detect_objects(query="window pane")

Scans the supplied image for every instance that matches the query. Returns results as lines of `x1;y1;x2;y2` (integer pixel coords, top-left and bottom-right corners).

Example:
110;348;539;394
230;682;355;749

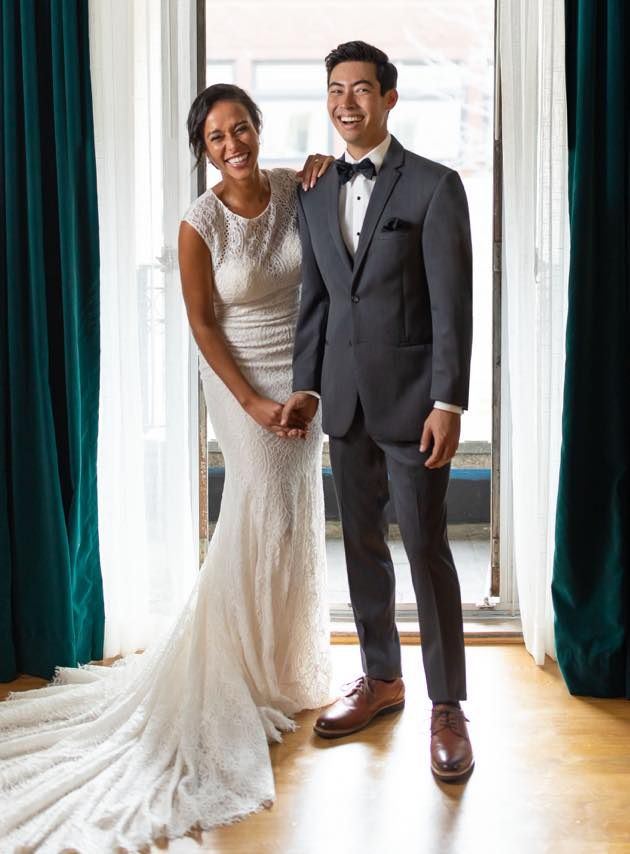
397;61;463;95
206;61;234;84
254;62;324;94
257;99;329;160
389;100;463;162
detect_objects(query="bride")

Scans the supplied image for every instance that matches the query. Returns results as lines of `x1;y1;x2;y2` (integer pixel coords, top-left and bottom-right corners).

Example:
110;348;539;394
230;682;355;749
0;84;334;852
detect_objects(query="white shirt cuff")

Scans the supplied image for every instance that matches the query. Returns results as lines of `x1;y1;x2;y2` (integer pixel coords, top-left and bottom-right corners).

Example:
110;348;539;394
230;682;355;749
434;401;463;414
299;393;459;409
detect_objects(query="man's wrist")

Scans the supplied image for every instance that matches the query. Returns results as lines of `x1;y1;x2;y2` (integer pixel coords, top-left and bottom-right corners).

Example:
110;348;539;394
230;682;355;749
434;401;462;415
296;390;321;400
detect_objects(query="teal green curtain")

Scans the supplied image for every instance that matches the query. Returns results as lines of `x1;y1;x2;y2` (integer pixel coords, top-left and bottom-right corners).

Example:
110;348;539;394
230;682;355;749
0;0;103;680
552;0;629;696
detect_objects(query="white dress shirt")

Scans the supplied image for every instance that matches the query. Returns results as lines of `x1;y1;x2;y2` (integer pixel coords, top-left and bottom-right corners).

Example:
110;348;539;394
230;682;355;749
302;134;462;415
339;134;392;256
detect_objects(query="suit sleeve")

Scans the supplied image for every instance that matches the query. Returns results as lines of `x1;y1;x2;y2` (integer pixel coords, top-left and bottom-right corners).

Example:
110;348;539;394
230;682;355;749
292;191;330;394
421;170;473;409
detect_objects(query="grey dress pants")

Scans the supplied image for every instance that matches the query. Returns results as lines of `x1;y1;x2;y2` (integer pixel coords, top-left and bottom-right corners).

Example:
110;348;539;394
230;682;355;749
328;401;466;702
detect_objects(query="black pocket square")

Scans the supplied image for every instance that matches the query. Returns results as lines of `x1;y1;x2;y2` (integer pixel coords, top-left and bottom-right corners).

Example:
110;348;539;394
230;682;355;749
381;217;413;232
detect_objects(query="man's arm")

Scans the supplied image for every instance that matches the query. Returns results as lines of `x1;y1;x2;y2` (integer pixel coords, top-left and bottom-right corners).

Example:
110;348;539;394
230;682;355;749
419;170;472;467
422;170;473;409
292;191;330;394
281;192;330;433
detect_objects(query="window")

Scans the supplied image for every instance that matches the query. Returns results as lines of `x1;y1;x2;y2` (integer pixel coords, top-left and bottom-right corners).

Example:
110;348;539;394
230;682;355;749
203;0;503;615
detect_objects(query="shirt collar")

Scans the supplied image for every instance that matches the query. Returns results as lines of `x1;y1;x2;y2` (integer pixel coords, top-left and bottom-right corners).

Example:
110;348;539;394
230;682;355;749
344;133;392;174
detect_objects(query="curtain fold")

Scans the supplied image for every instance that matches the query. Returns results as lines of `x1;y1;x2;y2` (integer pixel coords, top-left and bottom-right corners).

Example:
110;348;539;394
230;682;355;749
89;0;197;657
499;0;570;663
0;0;103;680
552;0;630;697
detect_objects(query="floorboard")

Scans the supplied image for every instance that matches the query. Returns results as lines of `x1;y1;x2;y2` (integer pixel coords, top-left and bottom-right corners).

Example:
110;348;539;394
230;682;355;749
3;645;630;853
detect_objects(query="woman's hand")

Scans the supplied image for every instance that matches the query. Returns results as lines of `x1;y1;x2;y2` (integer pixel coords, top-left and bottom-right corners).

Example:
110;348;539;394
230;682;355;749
244;394;309;437
296;154;336;191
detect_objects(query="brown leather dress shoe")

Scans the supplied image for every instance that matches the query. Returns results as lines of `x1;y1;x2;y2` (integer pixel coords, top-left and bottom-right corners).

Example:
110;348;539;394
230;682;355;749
430;704;474;782
314;676;405;739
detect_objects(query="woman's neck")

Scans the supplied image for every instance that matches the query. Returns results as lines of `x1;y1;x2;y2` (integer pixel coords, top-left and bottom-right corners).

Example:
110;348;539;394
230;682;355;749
214;167;270;217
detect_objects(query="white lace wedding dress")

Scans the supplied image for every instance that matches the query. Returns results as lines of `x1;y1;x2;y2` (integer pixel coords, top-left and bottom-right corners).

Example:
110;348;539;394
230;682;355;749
0;168;332;853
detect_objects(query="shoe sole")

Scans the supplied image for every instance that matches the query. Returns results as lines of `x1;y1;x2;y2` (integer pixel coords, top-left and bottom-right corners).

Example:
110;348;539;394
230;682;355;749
431;758;475;783
313;699;406;739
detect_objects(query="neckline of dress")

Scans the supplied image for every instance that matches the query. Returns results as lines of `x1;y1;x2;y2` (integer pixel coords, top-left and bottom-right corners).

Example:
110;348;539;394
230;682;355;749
210;170;273;222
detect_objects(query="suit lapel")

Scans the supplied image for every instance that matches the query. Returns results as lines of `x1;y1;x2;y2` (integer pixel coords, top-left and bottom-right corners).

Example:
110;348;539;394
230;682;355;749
352;137;405;283
325;169;353;276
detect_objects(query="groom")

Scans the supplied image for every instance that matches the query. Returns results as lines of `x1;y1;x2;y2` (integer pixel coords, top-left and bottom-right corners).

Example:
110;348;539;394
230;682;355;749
282;41;473;781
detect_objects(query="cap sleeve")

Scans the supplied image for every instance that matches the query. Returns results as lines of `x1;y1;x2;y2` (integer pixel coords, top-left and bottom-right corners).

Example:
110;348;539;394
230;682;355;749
270;167;298;192
268;168;298;216
182;191;216;253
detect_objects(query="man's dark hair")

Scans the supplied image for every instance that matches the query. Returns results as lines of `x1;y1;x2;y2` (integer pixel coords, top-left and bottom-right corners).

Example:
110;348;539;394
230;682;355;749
187;83;263;168
325;41;398;94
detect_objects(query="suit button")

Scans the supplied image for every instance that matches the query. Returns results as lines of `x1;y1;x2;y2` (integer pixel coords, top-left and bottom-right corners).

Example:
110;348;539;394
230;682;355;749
351;295;360;303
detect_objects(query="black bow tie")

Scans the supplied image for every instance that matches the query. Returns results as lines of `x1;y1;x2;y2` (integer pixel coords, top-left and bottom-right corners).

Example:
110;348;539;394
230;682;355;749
335;157;377;185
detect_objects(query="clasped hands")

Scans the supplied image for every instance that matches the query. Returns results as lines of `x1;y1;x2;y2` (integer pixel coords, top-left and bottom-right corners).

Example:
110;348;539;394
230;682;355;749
243;392;318;440
247;393;460;468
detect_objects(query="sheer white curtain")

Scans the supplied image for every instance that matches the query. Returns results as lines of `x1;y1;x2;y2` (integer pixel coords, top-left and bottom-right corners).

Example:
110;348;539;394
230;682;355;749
89;0;199;656
499;0;570;663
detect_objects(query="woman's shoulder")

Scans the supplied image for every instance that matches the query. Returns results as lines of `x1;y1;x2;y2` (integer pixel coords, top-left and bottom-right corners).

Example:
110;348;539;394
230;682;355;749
269;167;298;192
182;189;221;249
183;188;220;222
269;168;298;210
269;166;297;181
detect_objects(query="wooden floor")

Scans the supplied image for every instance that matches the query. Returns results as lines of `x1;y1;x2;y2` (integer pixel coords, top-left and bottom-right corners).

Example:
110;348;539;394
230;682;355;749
3;645;630;854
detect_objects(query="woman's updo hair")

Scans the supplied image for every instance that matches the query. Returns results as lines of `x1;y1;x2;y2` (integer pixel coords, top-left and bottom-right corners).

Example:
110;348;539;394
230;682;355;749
187;84;263;168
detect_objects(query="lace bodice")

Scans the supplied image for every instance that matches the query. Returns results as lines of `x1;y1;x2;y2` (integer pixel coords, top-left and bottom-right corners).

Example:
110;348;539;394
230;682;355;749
184;168;302;317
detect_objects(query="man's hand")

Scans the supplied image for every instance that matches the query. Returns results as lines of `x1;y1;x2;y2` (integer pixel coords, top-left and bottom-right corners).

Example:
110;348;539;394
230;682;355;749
281;392;319;438
420;408;461;469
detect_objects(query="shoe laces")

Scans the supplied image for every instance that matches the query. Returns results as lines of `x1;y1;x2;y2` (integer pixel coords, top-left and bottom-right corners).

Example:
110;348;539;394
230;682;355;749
341;676;370;698
431;706;469;738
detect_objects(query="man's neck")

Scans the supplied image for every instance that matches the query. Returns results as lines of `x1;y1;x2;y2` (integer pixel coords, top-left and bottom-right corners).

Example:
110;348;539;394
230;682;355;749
346;131;389;161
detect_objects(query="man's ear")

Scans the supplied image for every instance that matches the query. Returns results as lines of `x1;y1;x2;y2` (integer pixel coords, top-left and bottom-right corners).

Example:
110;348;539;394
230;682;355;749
385;89;398;111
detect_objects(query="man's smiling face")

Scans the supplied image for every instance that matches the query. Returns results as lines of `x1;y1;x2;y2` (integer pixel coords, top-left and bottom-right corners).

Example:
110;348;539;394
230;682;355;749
327;60;398;155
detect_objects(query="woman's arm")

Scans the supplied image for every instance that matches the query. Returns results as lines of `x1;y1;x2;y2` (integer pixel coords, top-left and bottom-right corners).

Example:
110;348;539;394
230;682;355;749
178;221;306;434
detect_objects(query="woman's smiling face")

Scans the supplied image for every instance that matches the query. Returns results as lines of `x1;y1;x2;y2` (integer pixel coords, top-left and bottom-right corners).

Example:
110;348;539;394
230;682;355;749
203;100;260;178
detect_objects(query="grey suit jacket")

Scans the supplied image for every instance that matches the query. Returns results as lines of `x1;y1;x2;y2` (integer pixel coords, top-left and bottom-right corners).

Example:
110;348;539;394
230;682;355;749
292;135;473;442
